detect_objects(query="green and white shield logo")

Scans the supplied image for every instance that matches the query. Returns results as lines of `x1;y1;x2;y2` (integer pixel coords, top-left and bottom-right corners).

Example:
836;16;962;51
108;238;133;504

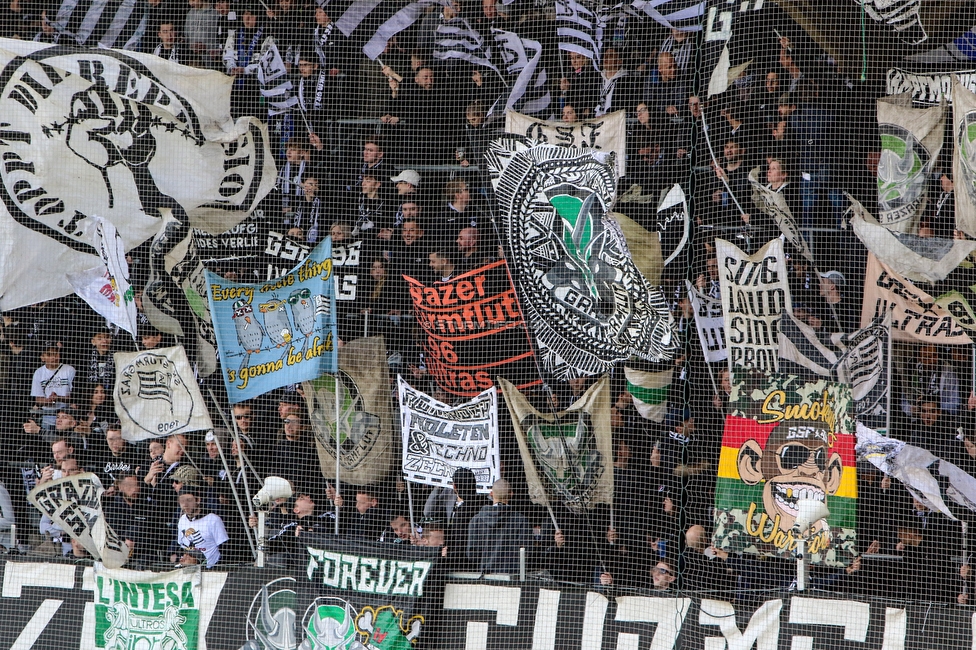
877;123;931;226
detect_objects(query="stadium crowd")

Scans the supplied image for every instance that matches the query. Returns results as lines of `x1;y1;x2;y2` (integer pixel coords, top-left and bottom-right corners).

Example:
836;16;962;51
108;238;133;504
0;0;973;607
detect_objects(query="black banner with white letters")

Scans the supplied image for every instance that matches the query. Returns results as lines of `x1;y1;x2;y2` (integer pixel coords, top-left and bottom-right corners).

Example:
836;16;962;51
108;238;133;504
2;559;975;649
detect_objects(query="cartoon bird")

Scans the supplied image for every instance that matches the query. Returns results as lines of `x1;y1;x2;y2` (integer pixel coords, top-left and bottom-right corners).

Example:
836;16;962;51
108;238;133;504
260;298;293;348
233;299;265;354
288;287;316;355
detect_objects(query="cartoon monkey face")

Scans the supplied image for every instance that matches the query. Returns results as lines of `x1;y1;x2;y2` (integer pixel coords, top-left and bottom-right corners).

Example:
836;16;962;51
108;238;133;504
737;421;843;531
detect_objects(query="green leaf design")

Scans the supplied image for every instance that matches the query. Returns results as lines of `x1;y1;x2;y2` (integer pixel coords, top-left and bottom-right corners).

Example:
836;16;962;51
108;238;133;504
549;191;601;299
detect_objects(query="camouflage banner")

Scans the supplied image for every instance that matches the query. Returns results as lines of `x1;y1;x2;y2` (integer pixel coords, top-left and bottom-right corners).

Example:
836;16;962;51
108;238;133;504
713;369;857;568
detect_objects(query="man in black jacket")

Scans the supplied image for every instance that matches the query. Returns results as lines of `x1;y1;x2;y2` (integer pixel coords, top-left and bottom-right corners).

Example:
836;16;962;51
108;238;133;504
466;478;531;574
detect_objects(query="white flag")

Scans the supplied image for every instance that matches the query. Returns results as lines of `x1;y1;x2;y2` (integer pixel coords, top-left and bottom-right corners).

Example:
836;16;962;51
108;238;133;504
686;279;727;363
113;345;214;441
28;473;130;568
0;38;276;311
66;216;138;339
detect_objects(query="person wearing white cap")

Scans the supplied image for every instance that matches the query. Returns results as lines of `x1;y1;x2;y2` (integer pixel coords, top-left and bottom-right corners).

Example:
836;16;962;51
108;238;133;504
391;169;421;196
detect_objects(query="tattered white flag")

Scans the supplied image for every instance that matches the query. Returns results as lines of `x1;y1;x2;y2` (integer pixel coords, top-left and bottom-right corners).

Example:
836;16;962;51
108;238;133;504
66;216;138;339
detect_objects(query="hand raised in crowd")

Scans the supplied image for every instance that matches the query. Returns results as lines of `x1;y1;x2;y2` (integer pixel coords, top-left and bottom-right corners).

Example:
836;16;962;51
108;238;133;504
606;527;617;544
144;459;164;487
599;572;613;586
23;419;40;435
38;465;54;485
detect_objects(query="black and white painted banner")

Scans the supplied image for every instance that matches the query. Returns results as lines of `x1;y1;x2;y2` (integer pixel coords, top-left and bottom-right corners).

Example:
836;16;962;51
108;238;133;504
193;209;267;265
685;279;727;363
717;237;792;373
487;136;676;379
397;377;499;492
886;67;976;104
504;111;628;178
28;474;129;569
0;39;275;311
861;252;972;345
4;561;976;650
113;345;214;441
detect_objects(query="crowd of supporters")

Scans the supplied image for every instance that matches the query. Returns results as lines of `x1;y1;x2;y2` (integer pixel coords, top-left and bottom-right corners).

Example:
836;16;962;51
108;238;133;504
0;0;974;607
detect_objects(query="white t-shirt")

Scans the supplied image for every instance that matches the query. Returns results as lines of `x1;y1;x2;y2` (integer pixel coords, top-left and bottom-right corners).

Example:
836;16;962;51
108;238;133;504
177;512;229;567
30;364;76;399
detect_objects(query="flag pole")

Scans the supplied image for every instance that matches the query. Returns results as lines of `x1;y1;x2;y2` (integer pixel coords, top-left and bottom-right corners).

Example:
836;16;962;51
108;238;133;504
406;479;416;533
885;308;893;435
334;272;341;536
206;389;258;559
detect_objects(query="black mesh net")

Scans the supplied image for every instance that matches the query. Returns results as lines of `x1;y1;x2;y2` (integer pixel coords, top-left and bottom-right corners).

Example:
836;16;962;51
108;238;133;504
1;0;975;648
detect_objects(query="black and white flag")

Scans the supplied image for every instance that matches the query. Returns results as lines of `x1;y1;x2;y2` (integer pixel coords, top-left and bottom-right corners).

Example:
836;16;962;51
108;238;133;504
52;0;147;49
853;0;926;45
397;377;499;492
362;0;439;60
433;19;499;74
631;0;706;32
857;424;976;520
656;183;689;267
29;473;130;568
685;279;726;363
258;39;299;116
334;0;400;37
493;29;550;115
556;0;601;61
778;309;890;428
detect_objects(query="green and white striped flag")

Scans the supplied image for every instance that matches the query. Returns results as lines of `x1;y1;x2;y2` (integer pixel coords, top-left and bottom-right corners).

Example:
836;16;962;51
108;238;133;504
625;366;672;422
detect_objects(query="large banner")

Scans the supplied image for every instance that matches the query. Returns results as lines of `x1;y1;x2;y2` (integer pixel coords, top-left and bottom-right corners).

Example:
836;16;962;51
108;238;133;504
93;566;201;649
304;336;395;486
113;345;214;441
207;238;337;404
0;39;275;311
686;279;727;363
953;75;976;240
403;259;538;398
301;536;442;650
500;376;613;514
717;237;792;373
861;252;972;344
5;561;976;649
486;136;677;379
397;377;499;492
505;110;627;177
28;473;129;569
876;94;945;232
849;194;976;283
713;370;856;567
886;66;976;104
